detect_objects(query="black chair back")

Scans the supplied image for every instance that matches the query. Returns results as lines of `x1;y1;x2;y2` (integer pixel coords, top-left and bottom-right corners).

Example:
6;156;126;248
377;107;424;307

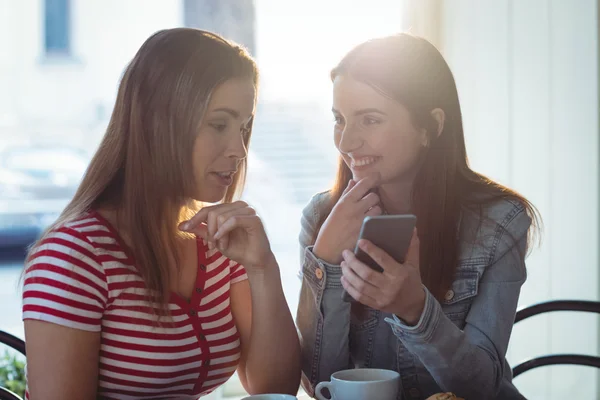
513;300;600;377
0;330;25;400
0;387;21;400
0;332;25;357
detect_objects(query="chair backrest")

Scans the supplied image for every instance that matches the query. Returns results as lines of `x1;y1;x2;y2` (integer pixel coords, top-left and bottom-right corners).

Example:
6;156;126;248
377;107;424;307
0;331;25;357
0;330;26;400
0;387;22;400
512;300;600;377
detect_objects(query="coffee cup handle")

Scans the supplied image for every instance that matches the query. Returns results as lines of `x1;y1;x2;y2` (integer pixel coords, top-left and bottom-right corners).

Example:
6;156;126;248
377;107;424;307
314;381;332;400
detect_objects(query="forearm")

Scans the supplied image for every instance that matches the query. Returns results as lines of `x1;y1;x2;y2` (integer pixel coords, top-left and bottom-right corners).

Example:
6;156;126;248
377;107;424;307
386;288;509;400
244;259;301;395
297;247;352;391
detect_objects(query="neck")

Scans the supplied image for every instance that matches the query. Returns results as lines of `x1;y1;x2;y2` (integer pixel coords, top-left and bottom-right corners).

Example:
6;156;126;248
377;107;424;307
377;179;413;215
98;202;191;244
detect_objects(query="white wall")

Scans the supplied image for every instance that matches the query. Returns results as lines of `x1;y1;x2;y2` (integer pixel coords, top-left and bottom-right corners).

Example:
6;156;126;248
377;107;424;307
0;0;20;130
439;1;599;399
0;0;184;148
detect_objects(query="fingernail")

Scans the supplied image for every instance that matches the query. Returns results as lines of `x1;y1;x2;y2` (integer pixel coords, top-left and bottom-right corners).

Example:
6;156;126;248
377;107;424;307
179;221;190;231
214;230;221;240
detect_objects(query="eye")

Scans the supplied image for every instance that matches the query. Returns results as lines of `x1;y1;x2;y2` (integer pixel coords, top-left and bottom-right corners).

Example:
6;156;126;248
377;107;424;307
210;122;227;132
333;115;344;125
363;116;381;126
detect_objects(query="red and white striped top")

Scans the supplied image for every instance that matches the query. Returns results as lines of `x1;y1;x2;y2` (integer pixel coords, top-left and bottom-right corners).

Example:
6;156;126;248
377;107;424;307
22;211;248;399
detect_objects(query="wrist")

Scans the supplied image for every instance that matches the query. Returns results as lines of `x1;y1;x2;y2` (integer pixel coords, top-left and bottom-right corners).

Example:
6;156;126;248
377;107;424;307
245;252;278;274
312;242;341;265
246;260;282;288
396;287;426;326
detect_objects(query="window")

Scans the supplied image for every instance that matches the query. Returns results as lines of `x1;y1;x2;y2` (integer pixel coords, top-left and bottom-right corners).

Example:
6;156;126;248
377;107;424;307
184;0;256;56
184;0;218;29
44;0;71;56
0;0;404;398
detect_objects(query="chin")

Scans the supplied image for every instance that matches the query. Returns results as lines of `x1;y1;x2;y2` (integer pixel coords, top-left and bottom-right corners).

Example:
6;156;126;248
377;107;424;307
194;189;227;204
351;169;382;181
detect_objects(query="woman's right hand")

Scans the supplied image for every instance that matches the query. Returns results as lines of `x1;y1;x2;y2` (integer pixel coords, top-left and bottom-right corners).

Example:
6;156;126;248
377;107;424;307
312;174;382;264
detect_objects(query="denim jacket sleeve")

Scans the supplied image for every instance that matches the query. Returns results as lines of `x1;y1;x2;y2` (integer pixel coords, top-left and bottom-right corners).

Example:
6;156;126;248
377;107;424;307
384;204;531;400
296;192;352;394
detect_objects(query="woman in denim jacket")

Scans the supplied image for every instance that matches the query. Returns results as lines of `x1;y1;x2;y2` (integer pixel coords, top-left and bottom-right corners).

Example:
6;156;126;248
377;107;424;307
296;33;540;400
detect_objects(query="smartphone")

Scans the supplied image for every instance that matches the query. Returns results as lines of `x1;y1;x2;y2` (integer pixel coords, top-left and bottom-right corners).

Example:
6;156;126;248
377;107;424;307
342;214;417;302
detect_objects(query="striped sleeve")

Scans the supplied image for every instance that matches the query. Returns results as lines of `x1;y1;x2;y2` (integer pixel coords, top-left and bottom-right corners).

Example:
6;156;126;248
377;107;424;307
229;260;247;284
22;227;108;332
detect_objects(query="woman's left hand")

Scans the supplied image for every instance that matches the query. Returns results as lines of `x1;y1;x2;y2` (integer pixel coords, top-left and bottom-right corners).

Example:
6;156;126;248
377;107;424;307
179;201;274;271
340;229;426;325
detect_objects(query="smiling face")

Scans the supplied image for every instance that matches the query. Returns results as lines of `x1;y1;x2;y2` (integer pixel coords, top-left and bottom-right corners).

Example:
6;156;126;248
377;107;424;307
332;75;427;185
192;78;256;203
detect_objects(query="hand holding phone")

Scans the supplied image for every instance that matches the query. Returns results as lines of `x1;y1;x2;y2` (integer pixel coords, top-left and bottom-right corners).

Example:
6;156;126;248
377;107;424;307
342;214;417;302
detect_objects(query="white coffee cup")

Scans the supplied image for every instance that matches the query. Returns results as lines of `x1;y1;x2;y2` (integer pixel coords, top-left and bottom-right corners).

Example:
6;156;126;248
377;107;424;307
241;394;297;400
314;368;400;400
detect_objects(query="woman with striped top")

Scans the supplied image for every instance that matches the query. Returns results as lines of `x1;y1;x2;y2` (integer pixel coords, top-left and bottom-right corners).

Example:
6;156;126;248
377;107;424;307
22;28;301;400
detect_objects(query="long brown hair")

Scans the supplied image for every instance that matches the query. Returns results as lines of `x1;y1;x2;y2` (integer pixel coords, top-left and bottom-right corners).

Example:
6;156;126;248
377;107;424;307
319;33;540;300
26;28;258;311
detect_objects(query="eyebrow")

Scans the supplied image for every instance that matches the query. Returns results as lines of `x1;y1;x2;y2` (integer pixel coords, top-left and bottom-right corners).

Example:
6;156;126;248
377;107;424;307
331;107;387;116
211;107;240;118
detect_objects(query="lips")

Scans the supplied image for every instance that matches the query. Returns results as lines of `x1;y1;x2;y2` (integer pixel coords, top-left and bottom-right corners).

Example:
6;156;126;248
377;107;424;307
209;170;237;187
350;156;380;168
213;171;235;179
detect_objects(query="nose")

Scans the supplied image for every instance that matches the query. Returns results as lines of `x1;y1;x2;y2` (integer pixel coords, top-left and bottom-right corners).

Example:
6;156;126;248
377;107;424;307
226;132;248;161
337;123;363;154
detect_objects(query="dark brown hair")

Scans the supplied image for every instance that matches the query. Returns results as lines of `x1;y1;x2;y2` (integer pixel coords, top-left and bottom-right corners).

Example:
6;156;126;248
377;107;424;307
319;33;540;300
26;28;259;310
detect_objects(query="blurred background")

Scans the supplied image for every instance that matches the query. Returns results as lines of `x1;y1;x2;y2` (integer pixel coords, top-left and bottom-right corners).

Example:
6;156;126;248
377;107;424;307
0;0;598;399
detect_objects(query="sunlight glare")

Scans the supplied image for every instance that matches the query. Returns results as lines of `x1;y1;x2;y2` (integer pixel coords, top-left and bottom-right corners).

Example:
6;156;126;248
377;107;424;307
255;0;405;103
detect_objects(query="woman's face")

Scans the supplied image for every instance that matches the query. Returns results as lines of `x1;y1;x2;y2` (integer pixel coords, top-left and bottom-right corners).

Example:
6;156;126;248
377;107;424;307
192;78;256;203
332;75;427;185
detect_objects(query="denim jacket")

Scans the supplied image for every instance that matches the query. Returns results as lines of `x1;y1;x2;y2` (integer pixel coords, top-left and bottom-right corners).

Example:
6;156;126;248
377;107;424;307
296;191;531;400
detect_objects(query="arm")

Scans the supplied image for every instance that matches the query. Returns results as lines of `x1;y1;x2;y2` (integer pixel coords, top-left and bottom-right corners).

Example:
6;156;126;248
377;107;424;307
385;207;531;399
181;193;375;396
22;228;108;400
181;201;300;395
24;322;100;400
296;194;352;394
231;260;301;395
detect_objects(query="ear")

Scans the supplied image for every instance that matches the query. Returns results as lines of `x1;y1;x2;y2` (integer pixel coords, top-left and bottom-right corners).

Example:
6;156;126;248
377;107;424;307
430;108;445;138
420;127;430;148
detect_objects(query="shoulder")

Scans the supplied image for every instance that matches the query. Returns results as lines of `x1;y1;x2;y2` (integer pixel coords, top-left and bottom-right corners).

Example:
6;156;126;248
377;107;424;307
29;213;103;259
299;190;334;246
459;196;532;264
301;190;334;224
464;195;530;229
25;213;108;283
23;214;110;328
